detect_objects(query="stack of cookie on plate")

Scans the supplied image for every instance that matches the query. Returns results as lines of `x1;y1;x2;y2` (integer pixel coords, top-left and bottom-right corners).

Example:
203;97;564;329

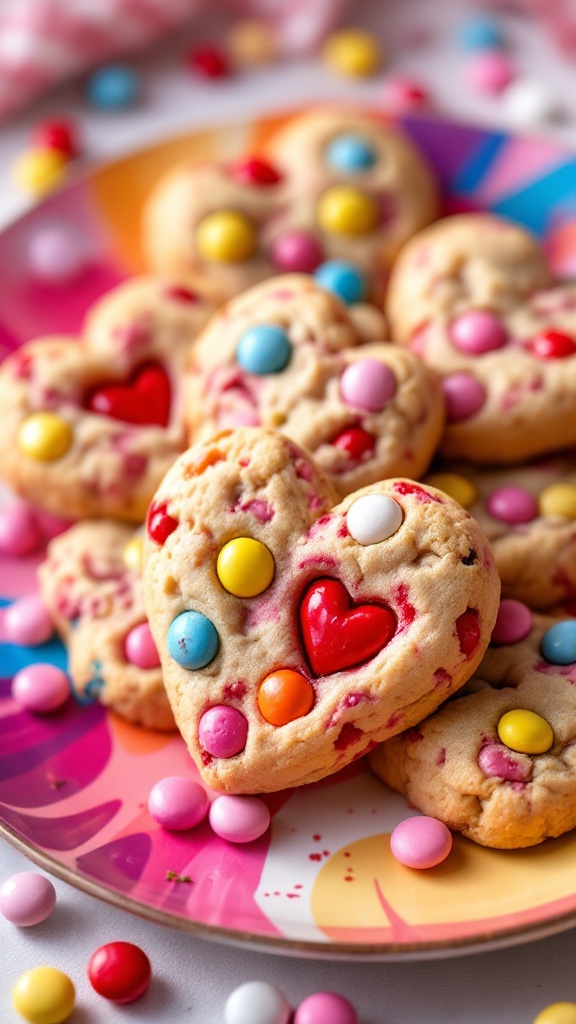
2;105;576;850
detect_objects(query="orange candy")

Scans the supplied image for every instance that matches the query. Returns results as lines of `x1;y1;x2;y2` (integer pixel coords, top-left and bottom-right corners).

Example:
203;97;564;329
258;670;315;726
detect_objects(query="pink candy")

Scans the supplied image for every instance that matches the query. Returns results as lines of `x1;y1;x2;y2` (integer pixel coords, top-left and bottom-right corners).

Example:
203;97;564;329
467;50;516;95
450;310;507;354
442;372;486;421
340;359;397;412
270;231;323;273
294;993;358;1024
209;794;271;843
124;622;160;669
486;486;538;524
0;871;56;926
491;599;533;645
28;222;88;283
12;663;69;713
478;743;531;782
5;594;54;647
381;74;430;113
148;776;209;831
0;505;42;557
390;815;453;869
198;705;248;758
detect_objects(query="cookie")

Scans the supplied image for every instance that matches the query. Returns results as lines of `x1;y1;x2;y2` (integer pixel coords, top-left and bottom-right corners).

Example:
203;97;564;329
142;427;500;794
386;213;576;463
0;276;214;521
426;459;576;609
143;106;438;304
39;520;175;731
370;603;576;848
186;275;445;497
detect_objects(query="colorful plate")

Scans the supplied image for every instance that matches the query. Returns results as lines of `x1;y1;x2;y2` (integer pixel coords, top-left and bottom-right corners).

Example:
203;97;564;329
2;112;576;960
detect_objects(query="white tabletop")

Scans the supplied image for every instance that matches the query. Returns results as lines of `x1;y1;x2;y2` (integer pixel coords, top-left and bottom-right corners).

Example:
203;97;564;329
2;0;576;1020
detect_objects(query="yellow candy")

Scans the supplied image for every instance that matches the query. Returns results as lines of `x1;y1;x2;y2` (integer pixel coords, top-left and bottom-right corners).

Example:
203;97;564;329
196;210;257;263
317;185;379;237
323;28;382;78
123;535;144;573
18;413;73;462
539;482;576;520
534;1004;576;1024
12;966;75;1024
12;148;68;198
497;709;554;755
425;472;478;509
217;537;275;597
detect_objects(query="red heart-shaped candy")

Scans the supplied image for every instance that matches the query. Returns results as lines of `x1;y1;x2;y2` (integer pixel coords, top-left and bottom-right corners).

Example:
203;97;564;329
300;578;397;676
85;362;171;427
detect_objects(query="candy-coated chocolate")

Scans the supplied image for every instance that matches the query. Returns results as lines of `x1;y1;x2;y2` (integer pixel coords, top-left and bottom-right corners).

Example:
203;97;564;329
541;619;576;665
457;14;506;51
167;610;220;669
314;259;367;305
233;157;281;186
28;223;88;284
187;45;230;79
0;872;56;926
87;65;140;109
300;578;396;676
323;28;382;78
209;794;271;842
12;966;75;1023
32;119;77;158
539;483;576;519
467;49;516;94
491;599;532;645
340;359;396;412
12;147;67;197
148;776;208;830
122;535;144;572
0;505;42;557
5;595;55;647
88;941;151;1003
529;330;576;360
497;709;554;754
450;310;507;354
390;815;452;869
504;79;559;129
124;622;160;669
196;210;257;263
85;362;171;427
294;991;358;1024
147;500;178;545
486;485;538;525
12;664;69;714
381;75;430;113
317;185;379;237
19;412;73;462
325;134;377;173
442;372;486;421
236;324;292;375
217;537;275;597
258;669;315;726
270;231;323;273
225;981;291;1024
198;705;248;758
333;427;375;460
346;494;403;546
533;1004;576;1024
425;472;477;509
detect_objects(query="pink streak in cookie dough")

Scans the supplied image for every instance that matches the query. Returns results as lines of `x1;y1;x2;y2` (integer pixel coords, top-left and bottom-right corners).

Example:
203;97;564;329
500;376;543;412
394;481;442;503
531;289;576;315
434;668;452;687
337;520;349;538
236;499;274;523
309;493;325;512
244;597;281;628
391;582;416;630
268;289;296;300
478;742;532;782
82;554;123;581
223;681;248;700
123;453;148;478
334;722;364;750
405;727;423;743
410;324;430;356
436;747;446;766
385;711;403;730
295;459;313;482
297;554;338;570
326;692;370;729
113;320;152;354
535;660;576;682
10;351;34;379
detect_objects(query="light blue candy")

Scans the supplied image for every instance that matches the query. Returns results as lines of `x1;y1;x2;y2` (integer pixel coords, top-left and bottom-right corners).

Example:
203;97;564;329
325;134;377;173
314;260;367;305
457;15;506;52
168;611;219;670
87;65;140;110
236;324;291;375
541;620;576;665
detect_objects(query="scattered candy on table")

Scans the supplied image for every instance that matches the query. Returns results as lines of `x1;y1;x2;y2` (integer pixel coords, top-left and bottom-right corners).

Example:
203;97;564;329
87;65;140;110
209;794;271;843
503;78;560;127
294;992;358;1024
12;664;70;714
323;27;382;78
224;981;292;1024
5;595;55;647
457;14;506;52
12;148;68;198
539;482;576;519
32;119;78;160
12;966;75;1024
425;472;477;509
491;599;533;646
148;776;209;830
0;872;56;926
87;941;151;1003
466;49;516;95
187;45;231;79
0;505;42;557
27;223;89;284
485;486;539;525
390;815;453;869
534;1005;576;1024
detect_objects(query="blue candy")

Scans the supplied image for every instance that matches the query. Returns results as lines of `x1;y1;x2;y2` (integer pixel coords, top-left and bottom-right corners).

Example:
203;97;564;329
325;134;377;173
457;15;506;52
87;65;140;110
237;324;291;375
541;619;576;665
168;611;220;670
314;259;367;305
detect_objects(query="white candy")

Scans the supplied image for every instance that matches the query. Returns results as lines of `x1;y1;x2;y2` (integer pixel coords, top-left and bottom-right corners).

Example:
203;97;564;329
224;981;291;1024
503;79;559;129
346;494;403;545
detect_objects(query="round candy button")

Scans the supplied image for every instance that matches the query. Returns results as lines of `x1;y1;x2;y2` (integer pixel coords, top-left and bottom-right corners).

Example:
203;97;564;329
442;372;486;421
270;231;323;273
467;50;515;94
258;669;315;726
122;534;144;572
541;619;576;665
5;595;54;647
124;622;160;669
198;705;248;758
87;65;140;109
346;494;403;545
88;941;151;1003
167;610;219;669
491;599;532;645
12;148;68;197
486;485;538;524
33;119;78;159
533;1004;576;1024
497;709;554;754
450;310;507;354
294;992;358;1024
425;472;478;509
237;324;291;375
390;815;453;869
314;259;367;305
196;210;257;263
28;223;88;284
148;775;208;830
224;981;291;1024
333;427;375;461
12;664;69;714
209;794;271;843
217;537;275;597
12;966;75;1023
0;505;42;557
340;359;396;412
323;28;382;78
0;872;56;926
317;185;379;237
539;483;576;520
19;412;73;461
233;157;281;186
458;14;506;51
325;134;377;172
529;329;576;359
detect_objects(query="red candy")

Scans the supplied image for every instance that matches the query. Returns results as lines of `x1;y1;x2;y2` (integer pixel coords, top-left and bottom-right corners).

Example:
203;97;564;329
456;608;480;657
147;500;178;545
300;578;396;676
233;157;282;187
32;118;78;158
163;285;199;304
88;941;151;1003
187;46;230;79
529;329;576;359
333;427;375;461
86;363;171;427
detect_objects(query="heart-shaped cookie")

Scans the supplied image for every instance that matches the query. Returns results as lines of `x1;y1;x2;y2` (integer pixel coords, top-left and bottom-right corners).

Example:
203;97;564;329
371;602;576;848
186;275;445;497
39;520;175;730
386;213;576;463
142;428;500;793
0;276;214;521
143;106;438;305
